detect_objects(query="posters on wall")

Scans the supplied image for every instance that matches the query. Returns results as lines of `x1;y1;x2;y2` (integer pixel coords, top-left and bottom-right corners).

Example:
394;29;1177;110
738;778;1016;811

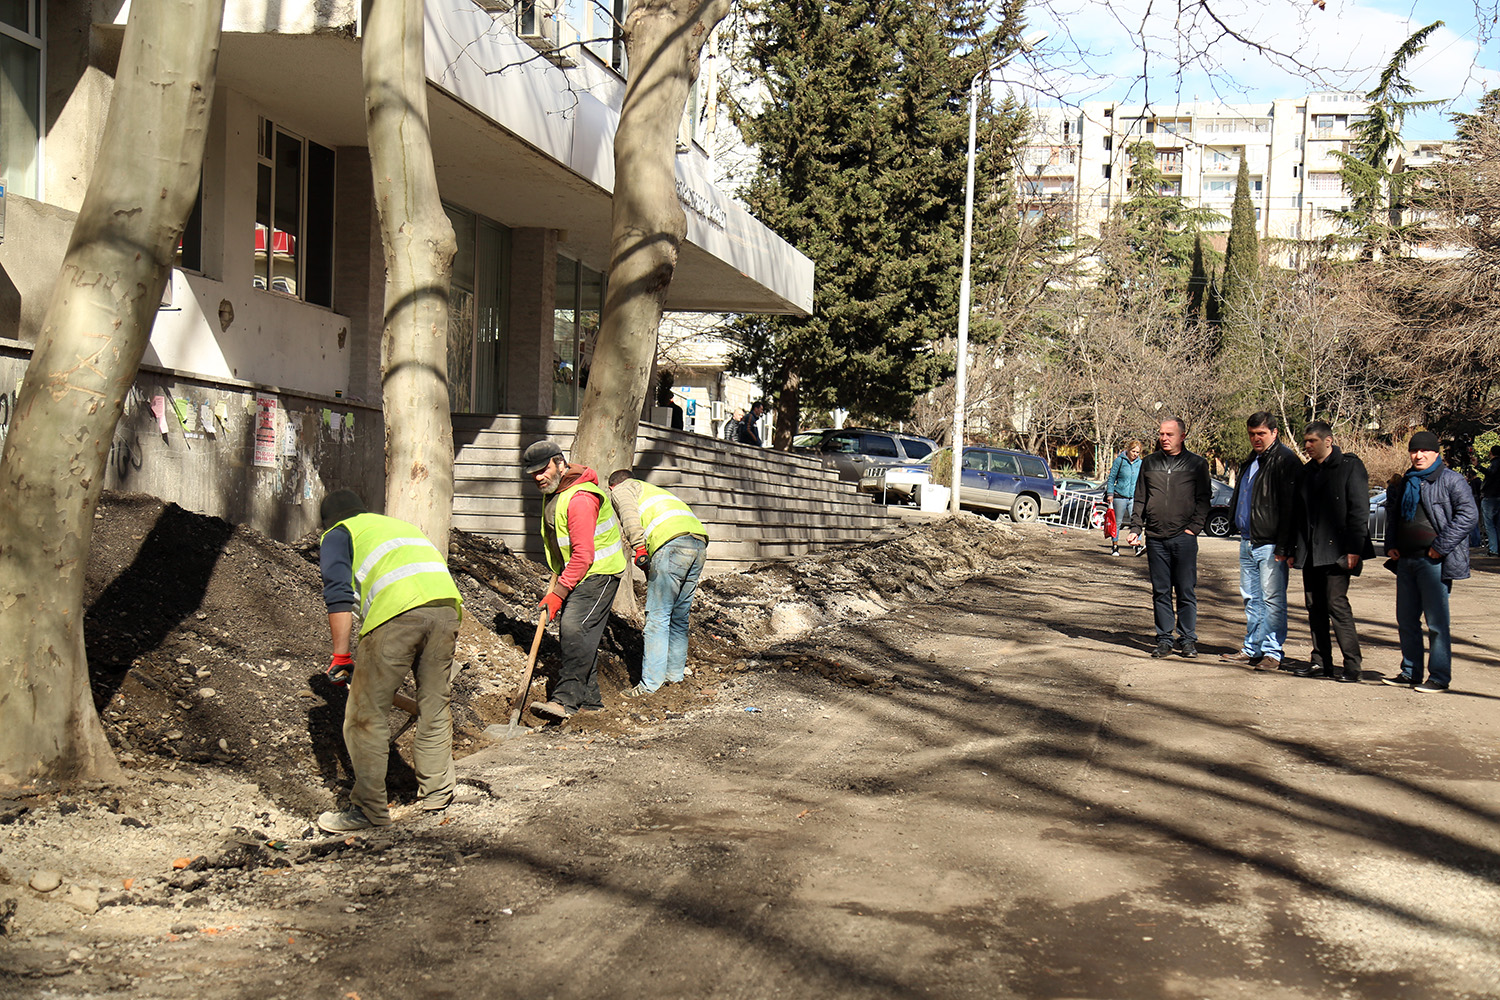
253;395;278;467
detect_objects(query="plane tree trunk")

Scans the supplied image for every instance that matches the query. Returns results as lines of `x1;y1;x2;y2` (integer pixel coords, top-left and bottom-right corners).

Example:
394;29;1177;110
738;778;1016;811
571;0;732;477
0;0;223;785
364;0;457;548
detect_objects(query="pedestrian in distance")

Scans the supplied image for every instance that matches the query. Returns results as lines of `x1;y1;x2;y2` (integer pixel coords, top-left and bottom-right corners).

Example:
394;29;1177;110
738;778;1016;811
1126;417;1212;659
721;407;744;442
1104;439;1145;557
608;471;710;696
1220;412;1300;672
315;490;464;833
522;441;626;721
1381;431;1479;694
1480;445;1500;557
1285;422;1374;682
737;400;766;447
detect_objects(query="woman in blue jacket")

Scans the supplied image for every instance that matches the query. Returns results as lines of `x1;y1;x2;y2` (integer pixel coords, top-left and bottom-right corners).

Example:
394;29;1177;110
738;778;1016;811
1104;440;1144;556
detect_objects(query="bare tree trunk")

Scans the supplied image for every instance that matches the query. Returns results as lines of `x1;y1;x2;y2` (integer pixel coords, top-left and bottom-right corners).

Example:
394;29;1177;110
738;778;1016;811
365;0;457;549
771;368;800;449
572;0;732;477
0;0;222;785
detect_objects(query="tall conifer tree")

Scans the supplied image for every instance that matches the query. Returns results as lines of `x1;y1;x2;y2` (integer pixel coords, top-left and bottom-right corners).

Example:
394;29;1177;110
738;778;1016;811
1220;153;1260;338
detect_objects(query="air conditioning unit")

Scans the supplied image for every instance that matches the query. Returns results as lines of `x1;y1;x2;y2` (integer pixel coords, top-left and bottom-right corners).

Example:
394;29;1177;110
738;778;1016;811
711;401;726;421
517;0;559;50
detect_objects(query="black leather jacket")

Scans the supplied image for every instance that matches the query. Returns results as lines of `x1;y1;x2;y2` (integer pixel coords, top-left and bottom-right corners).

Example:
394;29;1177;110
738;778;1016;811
1130;448;1211;539
1229;440;1300;553
1292;446;1374;571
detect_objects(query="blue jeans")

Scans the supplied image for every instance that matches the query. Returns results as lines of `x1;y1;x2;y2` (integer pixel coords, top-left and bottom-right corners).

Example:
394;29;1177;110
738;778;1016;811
641;535;707;691
1145;532;1198;642
1482;497;1500;555
1237;538;1289;658
1395;555;1453;687
1110;498;1134;547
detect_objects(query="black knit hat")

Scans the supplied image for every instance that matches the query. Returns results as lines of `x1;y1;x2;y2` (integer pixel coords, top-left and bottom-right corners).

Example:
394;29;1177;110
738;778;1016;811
1407;431;1440;453
320;489;367;530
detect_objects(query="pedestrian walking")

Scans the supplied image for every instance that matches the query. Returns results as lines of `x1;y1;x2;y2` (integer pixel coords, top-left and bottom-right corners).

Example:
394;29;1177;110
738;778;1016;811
1220;412;1299;671
1104;439;1145;556
1285;422;1374;682
1481;445;1500;557
1126;417;1212;659
721;407;744;442
608;471;710;695
315;490;464;833
522;440;626;720
737;401;766;447
1381;431;1479;693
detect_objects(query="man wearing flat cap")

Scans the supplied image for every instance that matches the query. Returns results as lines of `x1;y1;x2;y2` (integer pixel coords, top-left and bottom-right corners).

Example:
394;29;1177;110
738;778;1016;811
522;441;625;721
1381;432;1478;693
315;489;464;832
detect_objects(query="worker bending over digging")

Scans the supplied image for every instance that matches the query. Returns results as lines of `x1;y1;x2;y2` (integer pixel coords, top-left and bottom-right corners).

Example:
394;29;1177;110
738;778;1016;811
522;441;626;721
608;470;709;696
316;490;464;833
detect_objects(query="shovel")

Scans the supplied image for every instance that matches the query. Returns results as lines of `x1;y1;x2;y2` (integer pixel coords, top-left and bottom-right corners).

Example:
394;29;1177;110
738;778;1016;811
487;573;558;740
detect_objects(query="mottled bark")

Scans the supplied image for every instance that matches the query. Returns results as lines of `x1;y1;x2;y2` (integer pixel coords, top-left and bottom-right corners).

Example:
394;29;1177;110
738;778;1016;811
0;0;223;785
572;0;732;478
365;0;457;548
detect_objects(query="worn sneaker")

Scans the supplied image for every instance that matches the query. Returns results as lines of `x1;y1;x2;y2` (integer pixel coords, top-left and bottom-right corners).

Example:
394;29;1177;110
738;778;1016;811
1179;641;1198;658
422;788;484;813
621;683;657;699
1110;548;1121;556
1413;682;1450;694
1220;651;1258;665
1150;641;1174;659
530;700;575;721
317;808;376;834
1380;673;1415;687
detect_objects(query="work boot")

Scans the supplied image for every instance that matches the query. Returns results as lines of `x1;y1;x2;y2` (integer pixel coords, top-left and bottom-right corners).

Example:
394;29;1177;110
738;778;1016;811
530;700;575;722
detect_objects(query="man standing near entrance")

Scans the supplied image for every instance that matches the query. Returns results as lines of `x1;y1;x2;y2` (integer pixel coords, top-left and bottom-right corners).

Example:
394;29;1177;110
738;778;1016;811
1127;417;1212;658
522;441;626;720
1286;422;1374;682
1221;412;1300;671
608;470;709;696
1381;432;1478;693
316;490;464;833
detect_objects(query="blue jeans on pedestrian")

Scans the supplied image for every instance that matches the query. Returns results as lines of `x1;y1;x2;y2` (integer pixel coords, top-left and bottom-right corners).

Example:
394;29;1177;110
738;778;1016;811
642;535;707;691
1395;555;1453;687
1481;497;1500;555
1145;532;1198;643
1110;498;1134;548
1237;538;1288;658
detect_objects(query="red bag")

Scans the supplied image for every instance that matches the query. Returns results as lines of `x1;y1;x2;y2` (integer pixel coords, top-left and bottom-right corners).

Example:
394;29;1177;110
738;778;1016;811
1103;505;1118;540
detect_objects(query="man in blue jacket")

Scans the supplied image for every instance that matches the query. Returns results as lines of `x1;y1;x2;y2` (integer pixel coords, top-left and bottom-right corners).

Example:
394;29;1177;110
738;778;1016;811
1381;432;1478;693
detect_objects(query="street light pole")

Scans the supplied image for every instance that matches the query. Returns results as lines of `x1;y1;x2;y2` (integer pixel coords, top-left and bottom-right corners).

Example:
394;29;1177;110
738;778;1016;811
948;35;1043;518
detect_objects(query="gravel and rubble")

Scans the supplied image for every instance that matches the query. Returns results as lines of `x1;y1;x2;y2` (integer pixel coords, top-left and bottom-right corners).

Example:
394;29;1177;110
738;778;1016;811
0;491;1024;976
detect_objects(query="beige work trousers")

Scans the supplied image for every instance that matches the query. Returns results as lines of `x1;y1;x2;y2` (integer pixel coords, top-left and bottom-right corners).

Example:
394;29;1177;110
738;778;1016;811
345;602;459;824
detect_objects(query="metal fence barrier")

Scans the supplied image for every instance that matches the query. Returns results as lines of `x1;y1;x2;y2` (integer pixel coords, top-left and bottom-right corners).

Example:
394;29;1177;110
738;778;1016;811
1043;489;1108;532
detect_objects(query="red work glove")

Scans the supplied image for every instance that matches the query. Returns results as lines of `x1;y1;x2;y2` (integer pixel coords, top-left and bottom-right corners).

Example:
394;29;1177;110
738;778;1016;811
539;591;563;622
634;545;650;570
326;652;354;687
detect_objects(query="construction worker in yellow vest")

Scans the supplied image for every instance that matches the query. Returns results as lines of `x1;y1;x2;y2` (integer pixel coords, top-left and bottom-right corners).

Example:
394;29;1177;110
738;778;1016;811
522;441;626;721
316;489;464;833
608;470;709;696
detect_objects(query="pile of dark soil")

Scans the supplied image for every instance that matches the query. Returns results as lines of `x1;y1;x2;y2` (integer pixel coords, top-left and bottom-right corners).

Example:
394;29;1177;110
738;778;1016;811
81;492;1022;813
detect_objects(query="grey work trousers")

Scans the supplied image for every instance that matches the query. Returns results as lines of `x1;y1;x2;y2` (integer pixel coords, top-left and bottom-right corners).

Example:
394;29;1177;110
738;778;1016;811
345;602;459;824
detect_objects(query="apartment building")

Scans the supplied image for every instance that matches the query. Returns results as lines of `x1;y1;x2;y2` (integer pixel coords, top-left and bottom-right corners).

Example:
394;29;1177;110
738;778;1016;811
0;1;813;542
1019;92;1407;250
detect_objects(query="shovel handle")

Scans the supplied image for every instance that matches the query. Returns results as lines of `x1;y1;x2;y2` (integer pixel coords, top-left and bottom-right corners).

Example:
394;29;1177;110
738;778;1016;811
507;575;558;726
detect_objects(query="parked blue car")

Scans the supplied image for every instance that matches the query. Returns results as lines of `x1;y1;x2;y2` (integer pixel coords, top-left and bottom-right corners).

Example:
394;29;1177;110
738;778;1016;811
957;446;1061;522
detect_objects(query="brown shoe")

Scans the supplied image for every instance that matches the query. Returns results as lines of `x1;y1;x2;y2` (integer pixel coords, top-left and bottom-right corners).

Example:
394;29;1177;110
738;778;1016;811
530;700;574;722
1258;655;1283;672
1220;651;1258;665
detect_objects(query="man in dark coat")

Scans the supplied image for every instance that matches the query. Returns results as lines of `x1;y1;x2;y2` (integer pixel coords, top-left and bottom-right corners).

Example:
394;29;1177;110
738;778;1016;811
1381;431;1479;693
1221;411;1301;671
1286;422;1374;682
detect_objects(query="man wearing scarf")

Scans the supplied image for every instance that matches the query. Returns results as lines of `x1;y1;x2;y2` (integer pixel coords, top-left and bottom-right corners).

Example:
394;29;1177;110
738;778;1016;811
1381;431;1478;693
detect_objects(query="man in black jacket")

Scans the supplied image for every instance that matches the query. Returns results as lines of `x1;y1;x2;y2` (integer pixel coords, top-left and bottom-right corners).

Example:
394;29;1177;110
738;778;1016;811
1127;417;1213;658
1221;411;1300;671
1286;422;1374;682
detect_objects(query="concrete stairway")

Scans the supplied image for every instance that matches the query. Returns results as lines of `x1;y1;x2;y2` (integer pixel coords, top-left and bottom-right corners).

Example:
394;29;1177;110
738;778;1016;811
452;415;905;576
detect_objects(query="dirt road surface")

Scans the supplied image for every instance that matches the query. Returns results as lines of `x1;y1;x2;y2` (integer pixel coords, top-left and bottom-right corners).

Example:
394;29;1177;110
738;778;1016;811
5;526;1498;999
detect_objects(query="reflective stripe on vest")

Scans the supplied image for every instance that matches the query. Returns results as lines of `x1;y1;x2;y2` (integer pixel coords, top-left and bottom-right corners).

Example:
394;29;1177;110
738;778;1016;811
543;482;627;577
323;513;463;633
637;483;708;555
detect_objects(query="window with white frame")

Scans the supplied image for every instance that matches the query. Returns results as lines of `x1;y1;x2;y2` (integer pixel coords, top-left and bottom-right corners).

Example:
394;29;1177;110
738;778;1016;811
254;119;336;307
1205;178;1234;194
1308;172;1342;194
1;0;42;198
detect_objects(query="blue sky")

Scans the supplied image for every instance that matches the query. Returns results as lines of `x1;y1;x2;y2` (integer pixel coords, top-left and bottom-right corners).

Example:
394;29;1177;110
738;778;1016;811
1011;0;1499;138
